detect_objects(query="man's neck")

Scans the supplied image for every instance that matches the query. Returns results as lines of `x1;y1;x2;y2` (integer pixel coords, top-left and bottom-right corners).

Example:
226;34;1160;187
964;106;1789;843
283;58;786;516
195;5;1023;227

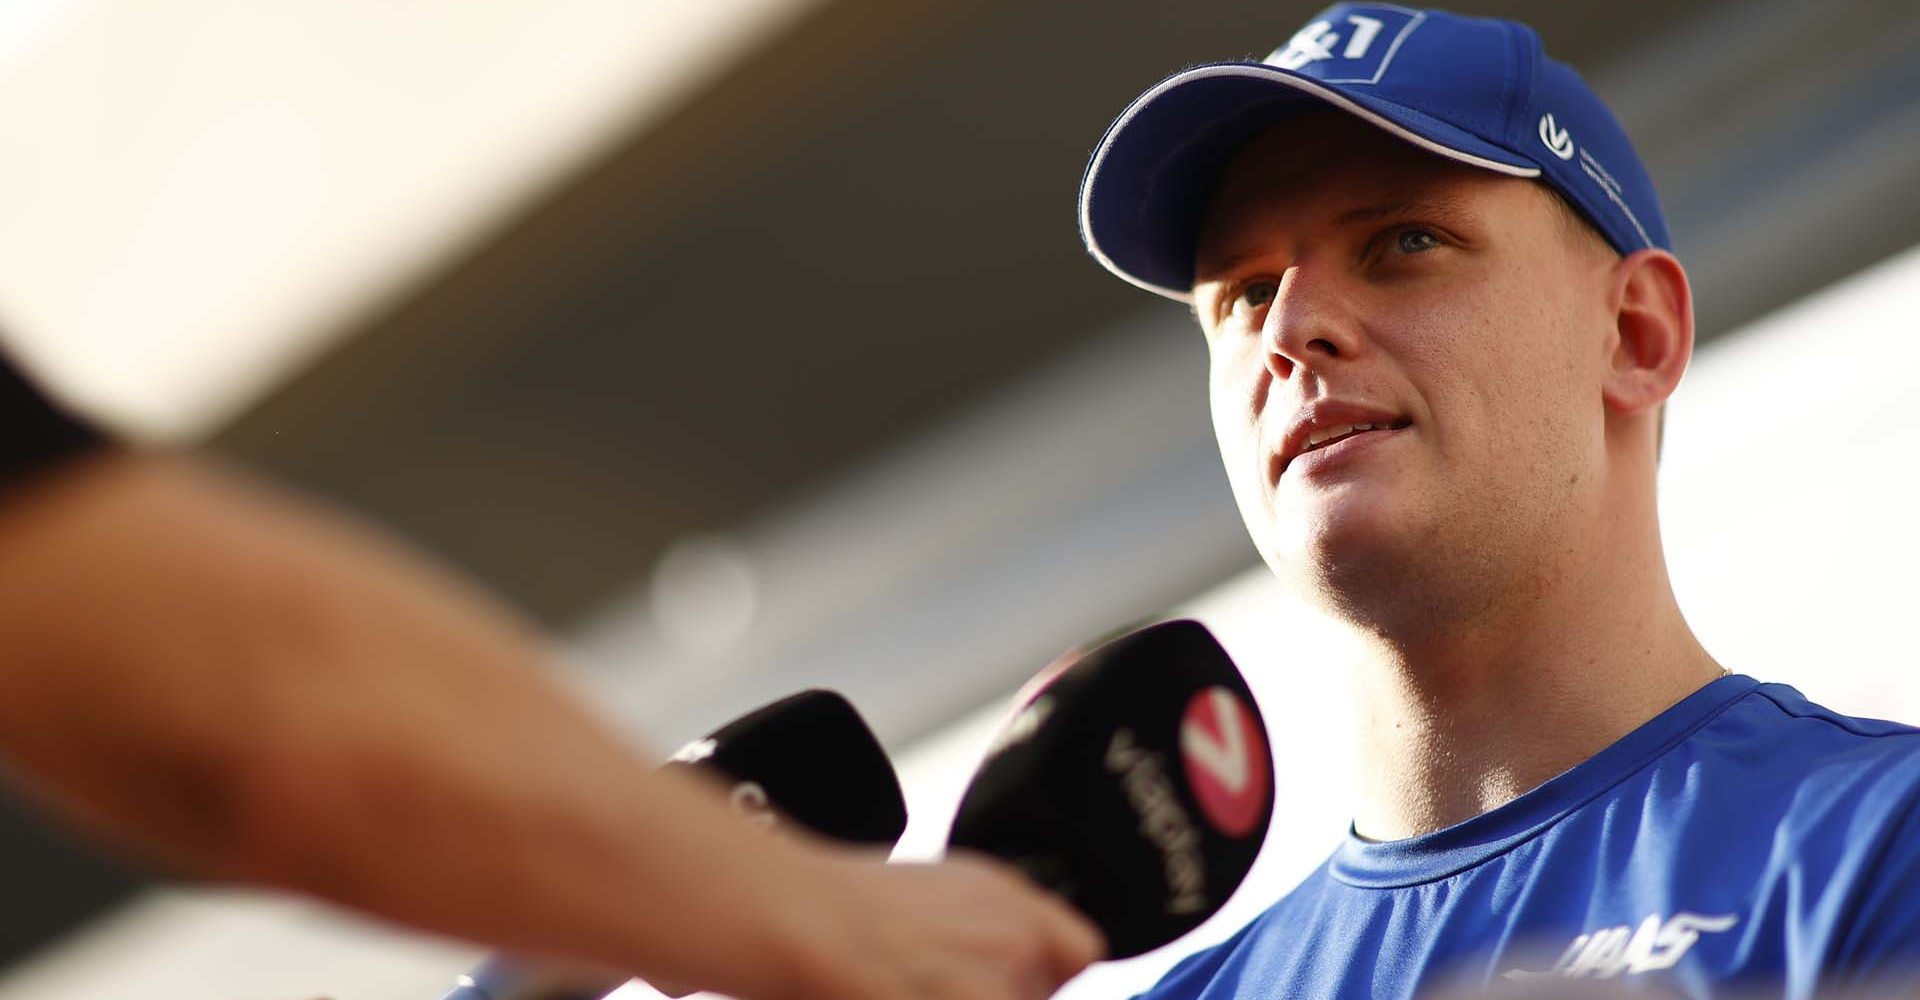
1343;515;1722;842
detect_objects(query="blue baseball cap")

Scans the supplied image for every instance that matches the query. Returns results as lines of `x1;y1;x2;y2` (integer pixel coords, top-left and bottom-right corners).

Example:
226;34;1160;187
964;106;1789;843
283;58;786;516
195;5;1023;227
1078;3;1670;301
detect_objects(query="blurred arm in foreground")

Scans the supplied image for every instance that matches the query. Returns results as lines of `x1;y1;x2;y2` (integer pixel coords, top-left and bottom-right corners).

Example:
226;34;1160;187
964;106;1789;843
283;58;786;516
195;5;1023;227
0;360;1098;1000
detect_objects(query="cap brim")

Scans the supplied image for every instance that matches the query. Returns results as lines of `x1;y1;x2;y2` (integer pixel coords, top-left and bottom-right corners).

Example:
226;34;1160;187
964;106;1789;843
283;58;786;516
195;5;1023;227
1078;64;1543;302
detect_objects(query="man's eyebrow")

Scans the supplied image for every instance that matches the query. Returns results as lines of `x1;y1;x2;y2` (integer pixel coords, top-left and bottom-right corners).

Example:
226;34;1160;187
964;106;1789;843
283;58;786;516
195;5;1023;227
1333;196;1465;225
1193;250;1252;283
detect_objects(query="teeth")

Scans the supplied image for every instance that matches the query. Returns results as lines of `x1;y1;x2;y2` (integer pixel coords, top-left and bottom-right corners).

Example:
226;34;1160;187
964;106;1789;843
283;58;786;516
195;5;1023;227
1305;422;1382;449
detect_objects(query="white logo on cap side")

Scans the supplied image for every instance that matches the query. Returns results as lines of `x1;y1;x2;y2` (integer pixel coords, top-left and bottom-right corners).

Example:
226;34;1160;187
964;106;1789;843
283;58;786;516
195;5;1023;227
1577;147;1655;250
1539;113;1576;160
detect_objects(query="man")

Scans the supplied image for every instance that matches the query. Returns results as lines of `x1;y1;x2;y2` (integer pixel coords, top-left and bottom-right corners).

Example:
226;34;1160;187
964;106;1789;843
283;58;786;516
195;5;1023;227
0;344;1102;999
1077;5;1920;998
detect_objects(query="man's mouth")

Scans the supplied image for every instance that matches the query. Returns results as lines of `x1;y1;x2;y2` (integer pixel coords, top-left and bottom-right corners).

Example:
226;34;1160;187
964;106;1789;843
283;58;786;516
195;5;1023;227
1271;415;1414;484
1300;420;1411;455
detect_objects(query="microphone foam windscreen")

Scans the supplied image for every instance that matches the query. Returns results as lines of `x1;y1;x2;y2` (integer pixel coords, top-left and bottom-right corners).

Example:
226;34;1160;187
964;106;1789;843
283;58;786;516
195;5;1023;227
665;689;908;848
946;619;1273;958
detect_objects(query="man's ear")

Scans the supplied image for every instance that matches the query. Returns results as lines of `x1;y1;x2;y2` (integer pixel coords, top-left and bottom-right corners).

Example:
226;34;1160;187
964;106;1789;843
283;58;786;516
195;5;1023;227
1602;249;1694;417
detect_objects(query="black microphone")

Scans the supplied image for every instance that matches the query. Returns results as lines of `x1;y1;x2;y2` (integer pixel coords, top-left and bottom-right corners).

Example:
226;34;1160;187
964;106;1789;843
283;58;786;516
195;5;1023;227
441;689;908;1000
945;619;1273;959
662;688;908;847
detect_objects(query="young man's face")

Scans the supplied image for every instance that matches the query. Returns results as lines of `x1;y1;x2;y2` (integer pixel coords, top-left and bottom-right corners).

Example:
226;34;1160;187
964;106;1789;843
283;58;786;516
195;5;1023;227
1192;113;1621;624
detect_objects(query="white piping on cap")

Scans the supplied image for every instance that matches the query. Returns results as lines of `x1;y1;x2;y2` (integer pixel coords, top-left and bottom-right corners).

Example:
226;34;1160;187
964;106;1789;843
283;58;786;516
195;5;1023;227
1078;63;1544;302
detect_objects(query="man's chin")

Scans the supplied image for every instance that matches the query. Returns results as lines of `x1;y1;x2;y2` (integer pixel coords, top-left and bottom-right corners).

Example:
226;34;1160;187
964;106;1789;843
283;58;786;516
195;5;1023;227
1264;508;1426;609
1277;495;1407;560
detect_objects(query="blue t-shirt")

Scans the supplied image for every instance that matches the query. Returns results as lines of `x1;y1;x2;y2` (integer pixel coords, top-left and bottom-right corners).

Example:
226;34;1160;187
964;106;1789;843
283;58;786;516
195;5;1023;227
1141;676;1920;999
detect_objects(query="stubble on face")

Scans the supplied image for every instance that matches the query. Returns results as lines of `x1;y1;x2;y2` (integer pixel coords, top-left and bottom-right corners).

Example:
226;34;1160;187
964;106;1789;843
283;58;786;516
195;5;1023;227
1192;115;1619;643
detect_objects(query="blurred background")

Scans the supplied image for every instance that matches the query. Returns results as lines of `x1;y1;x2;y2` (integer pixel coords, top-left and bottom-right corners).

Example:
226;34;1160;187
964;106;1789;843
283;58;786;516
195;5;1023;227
0;0;1916;996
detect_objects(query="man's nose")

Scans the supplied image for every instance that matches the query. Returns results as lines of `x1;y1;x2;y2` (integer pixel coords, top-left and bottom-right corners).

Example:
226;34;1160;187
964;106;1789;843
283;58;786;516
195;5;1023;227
1261;266;1360;382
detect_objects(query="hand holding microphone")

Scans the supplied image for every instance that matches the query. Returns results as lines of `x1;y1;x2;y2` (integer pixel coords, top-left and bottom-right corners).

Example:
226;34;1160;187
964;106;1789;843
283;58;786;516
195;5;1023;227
721;619;1269;998
433;618;1267;1000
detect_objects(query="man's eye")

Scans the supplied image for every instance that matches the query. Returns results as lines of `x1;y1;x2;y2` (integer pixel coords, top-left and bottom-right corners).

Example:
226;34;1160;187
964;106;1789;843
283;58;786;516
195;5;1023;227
1393;228;1441;254
1231;280;1278;317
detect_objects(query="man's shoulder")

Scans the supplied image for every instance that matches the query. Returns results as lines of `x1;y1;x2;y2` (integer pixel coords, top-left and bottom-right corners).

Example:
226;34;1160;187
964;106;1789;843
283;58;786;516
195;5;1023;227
1712;680;1920;838
1728;681;1920;779
1725;685;1920;984
1740;680;1920;739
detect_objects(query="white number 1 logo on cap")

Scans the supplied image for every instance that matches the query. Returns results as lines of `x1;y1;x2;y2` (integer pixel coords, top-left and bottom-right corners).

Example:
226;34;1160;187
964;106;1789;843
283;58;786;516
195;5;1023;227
1265;6;1429;84
1272;14;1386;69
